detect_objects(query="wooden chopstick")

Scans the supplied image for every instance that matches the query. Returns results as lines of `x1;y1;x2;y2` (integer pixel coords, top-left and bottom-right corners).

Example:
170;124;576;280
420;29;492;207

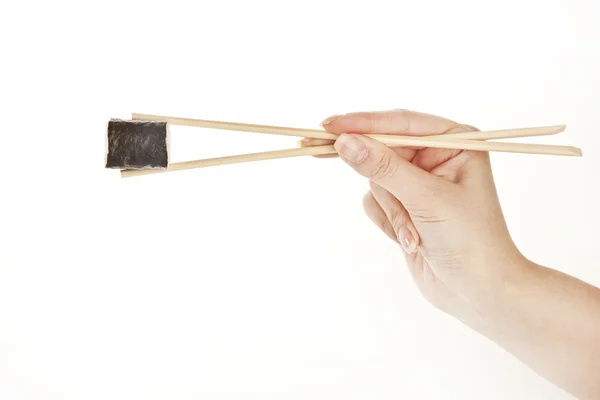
132;113;339;140
371;125;566;142
132;113;565;142
121;146;337;178
120;136;581;178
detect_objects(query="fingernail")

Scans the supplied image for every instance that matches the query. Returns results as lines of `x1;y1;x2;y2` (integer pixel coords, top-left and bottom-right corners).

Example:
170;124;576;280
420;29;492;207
460;124;479;132
320;114;343;126
398;226;417;254
334;134;368;163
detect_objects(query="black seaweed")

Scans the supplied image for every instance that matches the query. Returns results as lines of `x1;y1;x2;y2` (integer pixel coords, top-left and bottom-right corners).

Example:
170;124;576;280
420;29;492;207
105;119;168;169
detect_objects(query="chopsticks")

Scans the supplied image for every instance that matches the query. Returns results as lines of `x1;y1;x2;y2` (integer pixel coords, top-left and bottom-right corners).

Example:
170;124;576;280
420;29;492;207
120;113;580;178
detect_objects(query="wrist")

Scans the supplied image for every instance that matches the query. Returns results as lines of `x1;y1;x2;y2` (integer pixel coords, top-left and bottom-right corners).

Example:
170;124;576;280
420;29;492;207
475;252;535;315
445;251;538;336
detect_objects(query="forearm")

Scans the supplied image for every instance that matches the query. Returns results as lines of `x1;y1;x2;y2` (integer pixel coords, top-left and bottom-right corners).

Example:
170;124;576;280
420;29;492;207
477;259;600;399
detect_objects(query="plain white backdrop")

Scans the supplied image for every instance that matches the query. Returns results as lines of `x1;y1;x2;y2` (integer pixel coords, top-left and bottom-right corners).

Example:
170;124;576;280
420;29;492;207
1;1;599;399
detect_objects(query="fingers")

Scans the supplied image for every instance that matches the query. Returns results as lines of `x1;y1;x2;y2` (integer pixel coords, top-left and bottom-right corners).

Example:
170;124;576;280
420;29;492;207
316;109;463;163
410;125;476;174
362;191;398;243
309;109;464;162
369;182;420;254
362;184;421;254
333;133;450;211
321;109;463;135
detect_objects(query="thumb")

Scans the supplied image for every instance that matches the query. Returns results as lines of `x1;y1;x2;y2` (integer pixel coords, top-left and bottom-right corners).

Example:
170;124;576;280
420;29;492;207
334;133;449;210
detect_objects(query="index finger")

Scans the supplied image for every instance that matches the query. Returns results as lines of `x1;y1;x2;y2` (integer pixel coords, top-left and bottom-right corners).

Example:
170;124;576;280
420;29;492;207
321;109;463;136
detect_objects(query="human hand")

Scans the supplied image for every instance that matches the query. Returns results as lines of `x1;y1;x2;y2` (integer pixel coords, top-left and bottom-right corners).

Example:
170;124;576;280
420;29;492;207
305;110;600;398
305;110;526;321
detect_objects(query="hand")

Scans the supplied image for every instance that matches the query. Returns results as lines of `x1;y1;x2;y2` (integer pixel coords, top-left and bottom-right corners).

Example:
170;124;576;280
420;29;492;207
305;110;600;399
304;110;525;321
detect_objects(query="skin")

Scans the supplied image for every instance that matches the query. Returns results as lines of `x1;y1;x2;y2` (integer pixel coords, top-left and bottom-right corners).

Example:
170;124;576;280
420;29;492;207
301;109;600;400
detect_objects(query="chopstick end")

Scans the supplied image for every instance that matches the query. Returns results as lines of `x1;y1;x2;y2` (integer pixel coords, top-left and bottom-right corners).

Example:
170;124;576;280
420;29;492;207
554;124;567;133
569;146;583;157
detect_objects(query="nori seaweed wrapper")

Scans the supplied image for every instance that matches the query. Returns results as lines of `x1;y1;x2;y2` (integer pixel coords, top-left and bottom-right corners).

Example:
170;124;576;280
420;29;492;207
105;119;168;169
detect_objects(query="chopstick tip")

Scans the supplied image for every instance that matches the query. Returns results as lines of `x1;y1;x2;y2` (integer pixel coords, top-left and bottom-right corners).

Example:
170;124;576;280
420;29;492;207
569;146;583;157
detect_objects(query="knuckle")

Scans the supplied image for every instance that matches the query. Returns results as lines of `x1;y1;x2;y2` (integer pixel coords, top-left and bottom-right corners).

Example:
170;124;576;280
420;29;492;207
368;153;398;181
393;109;412;132
388;207;409;231
364;112;378;133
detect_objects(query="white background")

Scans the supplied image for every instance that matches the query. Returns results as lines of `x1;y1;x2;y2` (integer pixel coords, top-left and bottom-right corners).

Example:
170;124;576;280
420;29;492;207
1;1;599;399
